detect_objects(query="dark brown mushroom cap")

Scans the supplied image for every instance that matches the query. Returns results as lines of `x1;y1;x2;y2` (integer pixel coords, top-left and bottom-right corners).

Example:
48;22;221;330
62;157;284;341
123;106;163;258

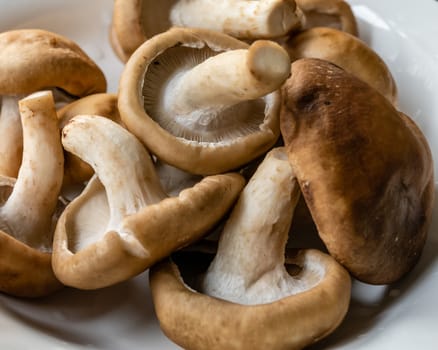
296;0;358;35
284;27;397;104
150;249;351;350
0;29;106;96
280;58;434;284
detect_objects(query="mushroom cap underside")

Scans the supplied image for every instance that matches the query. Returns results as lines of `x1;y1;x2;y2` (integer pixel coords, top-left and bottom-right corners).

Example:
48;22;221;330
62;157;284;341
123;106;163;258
52;172;245;289
149;248;351;350
118;27;282;175
280;58;434;284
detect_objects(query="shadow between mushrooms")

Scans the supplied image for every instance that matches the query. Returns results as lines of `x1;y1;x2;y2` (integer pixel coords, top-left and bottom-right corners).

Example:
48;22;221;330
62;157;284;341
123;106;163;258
150;147;351;350
119;27;290;175
52;115;245;290
0;91;63;297
280;58;434;284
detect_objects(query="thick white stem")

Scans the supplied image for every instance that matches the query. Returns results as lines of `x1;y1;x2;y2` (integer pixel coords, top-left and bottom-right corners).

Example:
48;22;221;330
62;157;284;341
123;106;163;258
170;0;301;38
167;40;290;116
0;91;63;250
0;95;24;177
61;115;167;231
202;148;301;304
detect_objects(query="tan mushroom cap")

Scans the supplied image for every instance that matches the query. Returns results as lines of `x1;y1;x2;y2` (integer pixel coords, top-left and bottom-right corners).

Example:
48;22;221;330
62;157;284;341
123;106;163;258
296;0;358;35
0;29;106;179
150;249;351;350
284;27;397;104
57;93;121;189
0;29;106;96
119;27;289;175
52;115;245;289
280;58;434;284
110;0;302;62
0;91;64;297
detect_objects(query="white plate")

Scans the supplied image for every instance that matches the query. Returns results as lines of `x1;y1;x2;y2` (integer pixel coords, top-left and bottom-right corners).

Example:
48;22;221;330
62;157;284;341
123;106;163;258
0;1;437;349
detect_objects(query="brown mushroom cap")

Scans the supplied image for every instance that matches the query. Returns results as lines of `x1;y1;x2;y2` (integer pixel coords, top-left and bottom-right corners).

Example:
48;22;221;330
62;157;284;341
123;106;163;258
280;58;434;284
110;0;173;62
284;27;397;104
150;249;351;350
119;27;288;175
296;0;358;35
0;29;106;96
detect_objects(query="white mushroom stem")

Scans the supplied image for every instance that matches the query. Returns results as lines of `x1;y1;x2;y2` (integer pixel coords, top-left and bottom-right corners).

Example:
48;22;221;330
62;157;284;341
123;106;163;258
202;147;312;305
166;40;290;116
0;95;23;178
61;115;167;232
170;0;302;39
0;91;63;250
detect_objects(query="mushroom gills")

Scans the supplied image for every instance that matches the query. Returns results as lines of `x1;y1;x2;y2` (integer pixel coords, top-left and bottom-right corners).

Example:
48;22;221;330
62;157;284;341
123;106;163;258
143;44;282;143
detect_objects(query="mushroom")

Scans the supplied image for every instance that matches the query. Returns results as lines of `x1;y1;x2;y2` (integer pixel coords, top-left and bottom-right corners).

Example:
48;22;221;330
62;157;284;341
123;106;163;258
57;93;122;193
110;0;303;61
295;0;358;35
0;29;106;178
283;27;397;104
118;27;290;175
0;91;63;297
52;115;245;289
150;147;351;350
280;58;434;284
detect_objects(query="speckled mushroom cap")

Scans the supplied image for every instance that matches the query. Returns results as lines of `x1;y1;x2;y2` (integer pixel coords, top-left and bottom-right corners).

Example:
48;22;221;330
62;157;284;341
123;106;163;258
150;249;351;350
0;29;106;96
280;58;434;284
296;0;358;35
283;27;397;104
118;27;289;175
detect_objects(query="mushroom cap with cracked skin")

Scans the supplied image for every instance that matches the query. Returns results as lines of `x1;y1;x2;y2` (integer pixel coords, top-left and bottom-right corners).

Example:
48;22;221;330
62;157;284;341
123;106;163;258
150;248;351;350
118;27;286;175
283;27;397;104
280;58;434;284
0;29;106;96
296;0;358;35
57;93;122;189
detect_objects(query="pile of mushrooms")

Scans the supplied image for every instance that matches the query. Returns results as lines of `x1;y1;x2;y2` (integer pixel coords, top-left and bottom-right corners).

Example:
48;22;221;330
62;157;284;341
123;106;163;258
0;0;435;349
